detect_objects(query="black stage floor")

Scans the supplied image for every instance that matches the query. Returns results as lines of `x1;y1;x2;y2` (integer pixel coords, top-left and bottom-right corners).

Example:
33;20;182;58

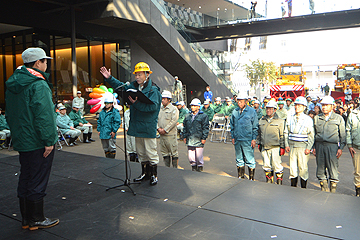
0;151;359;240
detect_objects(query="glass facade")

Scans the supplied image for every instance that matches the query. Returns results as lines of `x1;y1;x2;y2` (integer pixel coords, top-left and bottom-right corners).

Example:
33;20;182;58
0;31;131;108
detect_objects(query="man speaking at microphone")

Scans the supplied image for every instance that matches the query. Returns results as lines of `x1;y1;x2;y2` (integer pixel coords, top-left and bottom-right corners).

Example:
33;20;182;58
100;62;161;186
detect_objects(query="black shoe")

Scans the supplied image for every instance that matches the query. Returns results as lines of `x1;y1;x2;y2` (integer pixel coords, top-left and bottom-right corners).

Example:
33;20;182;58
83;133;90;143
248;167;255;181
88;133;95;142
149;164;158;186
275;172;283;185
300;178;307;188
172;157;178;168
134;164;150;182
237;166;245;179
19;197;29;229
197;166;203;172
356;187;360;197
27;199;59;231
129;153;136;162
290;177;298;187
68;137;76;146
192;165;197;171
108;151;116;159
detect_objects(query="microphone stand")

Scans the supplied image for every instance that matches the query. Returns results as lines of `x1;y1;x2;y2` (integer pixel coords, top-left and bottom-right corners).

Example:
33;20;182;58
106;83;139;195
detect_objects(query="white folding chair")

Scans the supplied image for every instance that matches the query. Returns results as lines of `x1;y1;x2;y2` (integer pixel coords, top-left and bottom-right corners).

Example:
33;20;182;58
210;114;226;142
223;119;232;144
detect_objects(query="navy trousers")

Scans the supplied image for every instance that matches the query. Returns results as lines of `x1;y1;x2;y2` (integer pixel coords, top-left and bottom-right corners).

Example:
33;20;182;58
17;147;55;201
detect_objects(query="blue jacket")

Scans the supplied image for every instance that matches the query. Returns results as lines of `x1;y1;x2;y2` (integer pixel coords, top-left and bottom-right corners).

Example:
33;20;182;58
97;107;121;139
204;91;213;102
183;111;209;147
230;106;258;142
106;76;161;138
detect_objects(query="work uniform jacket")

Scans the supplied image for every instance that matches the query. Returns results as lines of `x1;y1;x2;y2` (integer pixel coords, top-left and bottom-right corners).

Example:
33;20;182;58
158;103;179;135
258;114;285;150
57;114;75;134
276;108;288;120
0;114;10;131
68;109;88;127
73;96;85;111
106;76;161;138
230;106;258;142
314;112;346;150
284;112;314;149
222;103;236;117
177;107;188;124
346;108;360;149
97;107;121;140
5;65;57;152
212;103;223;114
201;106;215;122
183;111;209;147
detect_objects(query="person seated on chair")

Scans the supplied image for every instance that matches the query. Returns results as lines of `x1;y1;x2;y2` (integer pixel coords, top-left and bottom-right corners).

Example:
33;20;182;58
0;108;11;149
97;96;121;158
68;102;95;143
56;105;81;146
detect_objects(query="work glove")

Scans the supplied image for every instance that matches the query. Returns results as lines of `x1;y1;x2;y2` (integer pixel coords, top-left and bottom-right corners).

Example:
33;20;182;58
280;148;285;156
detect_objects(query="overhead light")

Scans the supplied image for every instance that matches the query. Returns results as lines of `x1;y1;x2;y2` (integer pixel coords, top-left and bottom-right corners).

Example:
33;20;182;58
217;8;220;10
199;6;201;9
225;8;227;11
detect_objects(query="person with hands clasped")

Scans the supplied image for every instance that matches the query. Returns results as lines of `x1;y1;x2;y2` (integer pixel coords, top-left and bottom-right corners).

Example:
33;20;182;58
257;100;285;184
97;96;121;158
183;98;209;172
284;96;315;188
230;94;258;180
314;96;345;193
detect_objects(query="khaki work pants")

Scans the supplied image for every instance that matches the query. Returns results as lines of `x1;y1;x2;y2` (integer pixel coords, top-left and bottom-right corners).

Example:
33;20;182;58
289;146;310;180
261;147;283;173
135;137;159;165
160;134;178;158
352;149;360;188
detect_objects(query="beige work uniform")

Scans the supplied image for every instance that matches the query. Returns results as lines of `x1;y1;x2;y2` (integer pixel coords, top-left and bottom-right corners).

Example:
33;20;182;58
346;108;360;187
284;113;315;180
158;103;179;158
258;114;285;173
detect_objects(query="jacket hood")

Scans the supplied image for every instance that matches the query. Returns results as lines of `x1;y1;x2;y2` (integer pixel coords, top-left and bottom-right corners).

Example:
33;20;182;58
6;65;50;94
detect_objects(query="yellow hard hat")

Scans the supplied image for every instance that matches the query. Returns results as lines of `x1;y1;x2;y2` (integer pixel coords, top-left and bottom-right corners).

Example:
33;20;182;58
133;62;153;74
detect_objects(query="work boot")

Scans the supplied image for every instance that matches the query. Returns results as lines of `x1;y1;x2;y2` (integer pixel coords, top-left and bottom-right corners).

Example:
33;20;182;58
134;163;150;182
83;133;90;143
320;180;329;192
290;177;298;187
192;165;197;171
88;132;95;142
248;167;255;181
19;197;29;229
129;153;136;162
0;138;6;149
68;137;76;147
330;181;337;193
300;178;307;188
108;151;116;159
197;166;203;172
265;170;274;183
163;156;171;167
172;157;178;168
275;172;283;185
237;166;245;179
149;164;158;186
355;187;360;197
27;199;59;231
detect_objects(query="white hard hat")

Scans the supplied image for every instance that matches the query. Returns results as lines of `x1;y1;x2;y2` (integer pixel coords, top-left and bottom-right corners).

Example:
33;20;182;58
253;100;260;104
236;93;248;100
320;96;335;105
58;105;66;110
266;100;278;109
176;101;185;106
104;96;114;103
215;97;221;101
161;90;172;99
294;96;307;106
204;100;210;105
190;98;201;106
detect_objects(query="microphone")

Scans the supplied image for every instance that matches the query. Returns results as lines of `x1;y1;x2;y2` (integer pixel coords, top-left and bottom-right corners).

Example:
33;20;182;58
114;81;130;91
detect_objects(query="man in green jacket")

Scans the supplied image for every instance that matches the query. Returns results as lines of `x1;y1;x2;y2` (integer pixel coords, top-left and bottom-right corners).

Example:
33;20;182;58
0;108;11;148
68;102;95;143
176;101;188;139
100;62;161;185
5;48;59;230
202;100;215;122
